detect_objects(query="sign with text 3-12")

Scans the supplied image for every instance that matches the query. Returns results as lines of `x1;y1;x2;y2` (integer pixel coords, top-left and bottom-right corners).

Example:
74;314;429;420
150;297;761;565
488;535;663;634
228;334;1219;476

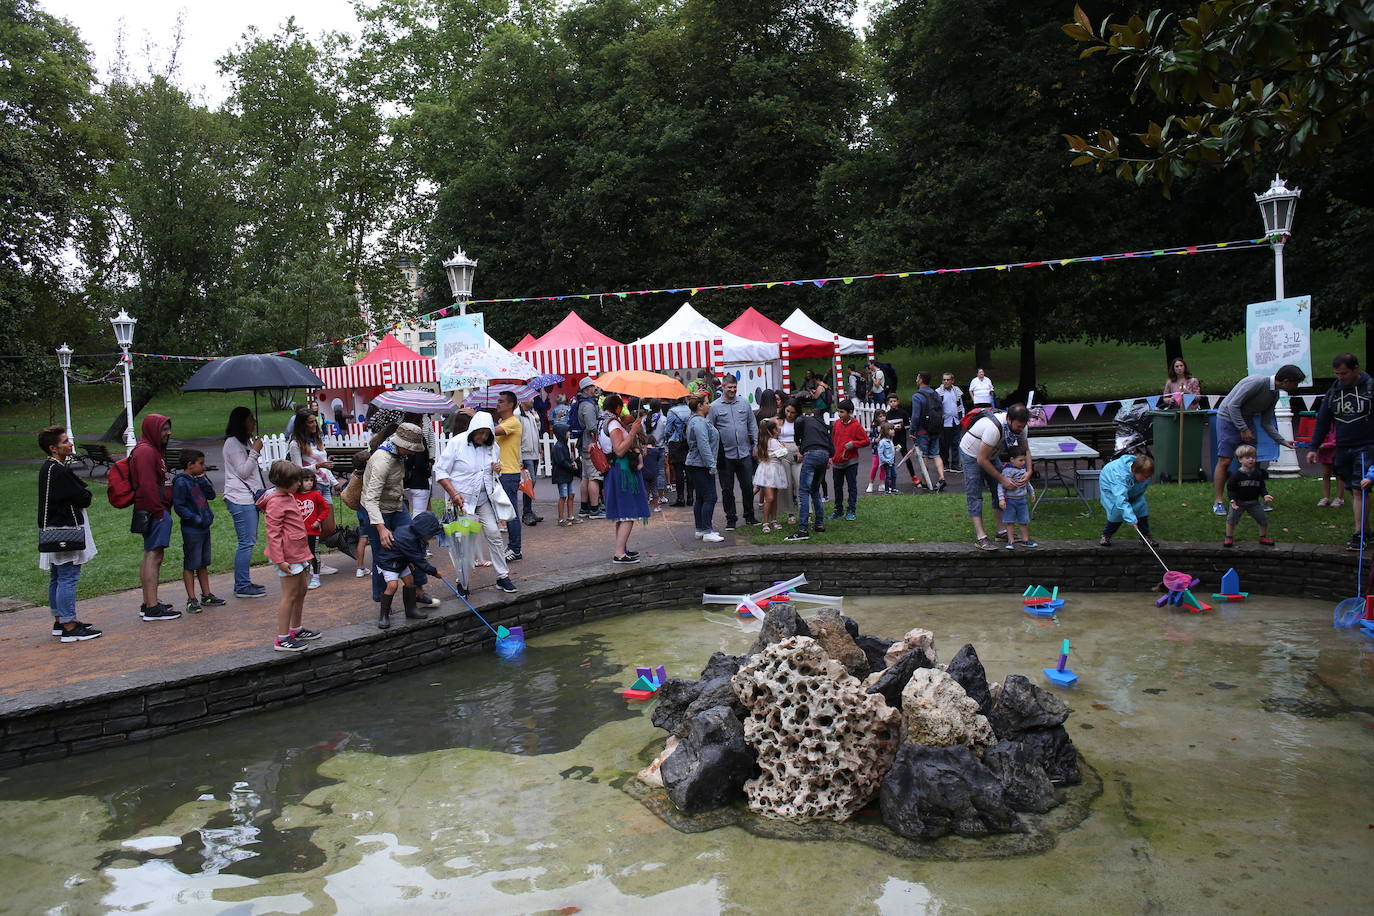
435;313;486;391
1246;296;1312;381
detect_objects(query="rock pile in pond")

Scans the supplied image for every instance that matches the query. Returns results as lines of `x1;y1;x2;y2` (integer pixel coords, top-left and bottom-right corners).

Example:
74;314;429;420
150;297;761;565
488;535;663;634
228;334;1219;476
645;604;1082;840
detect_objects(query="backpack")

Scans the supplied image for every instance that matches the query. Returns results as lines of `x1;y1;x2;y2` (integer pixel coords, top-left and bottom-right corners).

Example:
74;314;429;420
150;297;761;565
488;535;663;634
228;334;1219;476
665;408;688;443
568;395;592;441
107;455;136;508
917;388;942;432
960;407;1019;447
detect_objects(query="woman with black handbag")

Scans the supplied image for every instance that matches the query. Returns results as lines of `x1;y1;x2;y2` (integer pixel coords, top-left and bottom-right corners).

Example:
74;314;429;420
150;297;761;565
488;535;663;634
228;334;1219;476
37;426;100;642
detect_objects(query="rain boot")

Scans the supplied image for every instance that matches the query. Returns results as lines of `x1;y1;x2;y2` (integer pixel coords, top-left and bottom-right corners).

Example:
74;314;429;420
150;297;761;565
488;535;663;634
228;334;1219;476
378;593;393;630
403;586;427;620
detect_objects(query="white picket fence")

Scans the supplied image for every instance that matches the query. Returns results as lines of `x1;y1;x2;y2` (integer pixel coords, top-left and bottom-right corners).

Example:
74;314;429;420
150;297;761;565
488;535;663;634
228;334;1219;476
257;429;559;477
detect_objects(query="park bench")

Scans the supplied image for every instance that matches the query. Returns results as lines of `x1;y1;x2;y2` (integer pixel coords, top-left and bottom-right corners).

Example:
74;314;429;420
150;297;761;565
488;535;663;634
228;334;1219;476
75;442;120;477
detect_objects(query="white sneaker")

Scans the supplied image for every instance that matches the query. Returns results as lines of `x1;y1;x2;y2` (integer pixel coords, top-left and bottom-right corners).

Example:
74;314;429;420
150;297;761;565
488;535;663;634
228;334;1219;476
694;530;706;539
307;574;321;590
355;566;369;578
865;483;874;493
318;564;338;575
701;531;725;542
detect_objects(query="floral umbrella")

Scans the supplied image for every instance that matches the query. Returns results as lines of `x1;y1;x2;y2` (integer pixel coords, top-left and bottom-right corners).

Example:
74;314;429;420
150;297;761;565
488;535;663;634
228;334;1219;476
439;348;538;387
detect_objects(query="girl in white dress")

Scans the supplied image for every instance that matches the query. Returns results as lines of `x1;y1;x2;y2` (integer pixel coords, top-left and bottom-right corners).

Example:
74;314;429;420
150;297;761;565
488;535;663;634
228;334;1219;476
753;418;790;532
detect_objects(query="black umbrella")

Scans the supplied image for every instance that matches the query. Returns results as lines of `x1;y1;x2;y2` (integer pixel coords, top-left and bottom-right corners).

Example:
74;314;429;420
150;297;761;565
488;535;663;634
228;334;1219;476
181;354;326;423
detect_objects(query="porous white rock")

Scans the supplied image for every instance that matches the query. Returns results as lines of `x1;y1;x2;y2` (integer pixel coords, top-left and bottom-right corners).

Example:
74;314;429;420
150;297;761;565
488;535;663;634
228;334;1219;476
731;636;900;821
884;627;937;667
900;667;996;752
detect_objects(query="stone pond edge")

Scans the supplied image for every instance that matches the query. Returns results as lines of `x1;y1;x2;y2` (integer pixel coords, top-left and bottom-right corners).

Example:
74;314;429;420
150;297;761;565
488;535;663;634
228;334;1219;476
0;541;1353;770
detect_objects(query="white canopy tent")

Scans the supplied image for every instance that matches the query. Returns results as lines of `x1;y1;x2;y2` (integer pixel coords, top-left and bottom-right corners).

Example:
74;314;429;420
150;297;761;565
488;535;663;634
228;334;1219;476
633;302;777;363
781;307;870;356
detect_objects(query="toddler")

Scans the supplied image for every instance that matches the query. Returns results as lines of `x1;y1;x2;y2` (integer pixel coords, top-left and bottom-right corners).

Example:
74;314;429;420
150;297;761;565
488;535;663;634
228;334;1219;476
294;471;333;588
373;511;443;629
876;423;897;494
1098;452;1156;547
172;449;226;614
866;409;888;492
1224;444;1274;546
258;460;321;652
996;444;1036;547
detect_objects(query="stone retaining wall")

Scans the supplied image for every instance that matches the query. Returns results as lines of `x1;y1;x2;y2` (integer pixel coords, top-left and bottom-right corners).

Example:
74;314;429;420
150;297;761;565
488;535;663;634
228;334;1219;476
0;543;1353;770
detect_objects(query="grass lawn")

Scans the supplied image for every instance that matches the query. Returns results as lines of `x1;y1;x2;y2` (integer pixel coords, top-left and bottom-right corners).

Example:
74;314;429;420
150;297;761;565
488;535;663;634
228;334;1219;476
744;477;1356;551
0;388;298;461
789;327;1364;402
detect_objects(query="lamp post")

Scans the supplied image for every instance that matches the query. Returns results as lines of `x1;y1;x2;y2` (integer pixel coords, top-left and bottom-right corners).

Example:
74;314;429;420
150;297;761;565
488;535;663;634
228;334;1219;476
1255;174;1301;300
441;248;477;316
56;343;74;442
111;310;138;448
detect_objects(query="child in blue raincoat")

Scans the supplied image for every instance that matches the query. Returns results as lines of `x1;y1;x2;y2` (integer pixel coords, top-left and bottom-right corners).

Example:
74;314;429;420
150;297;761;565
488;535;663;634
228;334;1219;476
1098;453;1157;547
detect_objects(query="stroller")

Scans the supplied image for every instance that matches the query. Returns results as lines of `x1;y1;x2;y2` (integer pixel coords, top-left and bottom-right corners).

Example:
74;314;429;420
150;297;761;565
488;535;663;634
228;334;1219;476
1112;403;1155;460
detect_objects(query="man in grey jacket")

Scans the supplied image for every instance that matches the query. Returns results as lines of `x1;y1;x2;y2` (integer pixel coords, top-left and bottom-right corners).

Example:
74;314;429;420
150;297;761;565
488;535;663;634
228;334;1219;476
707;376;758;529
1210;364;1304;515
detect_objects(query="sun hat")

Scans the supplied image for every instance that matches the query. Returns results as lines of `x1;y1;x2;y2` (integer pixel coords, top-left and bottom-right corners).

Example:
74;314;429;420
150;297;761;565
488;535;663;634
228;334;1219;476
390;422;425;452
579;376;596;390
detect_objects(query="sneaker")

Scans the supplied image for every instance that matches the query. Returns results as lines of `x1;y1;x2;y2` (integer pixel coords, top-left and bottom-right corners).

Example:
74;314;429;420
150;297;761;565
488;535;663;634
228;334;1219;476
865;483;874;493
185;598;202;614
725;523;736;531
936;479;948;492
702;531;724;542
974;537;997;551
1223;536;1234;547
612;554;640;564
570;516;585;524
504;549;522;562
625;550;640;558
1317;497;1331;507
415;592;441;607
814;524;826;533
59;622;103;642
1259;537;1276;547
307;574;321;590
845;512;856;521
495;577;518;592
234;584;268;599
318;564;339;575
200;593;227;607
274;635;307;652
355;567;370;578
1212;501;1226;516
784;530;810;541
140;604;182;621
558;518;571;526
291;627;323;641
1004;541;1016;550
1020;540;1039;548
522;514;537;526
1098;536;1112;547
694;530;706;539
52;618;88;636
995;529;1010;541
828;511;842;521
1346;534;1365;552
1332;497;1345;508
587;507;606;519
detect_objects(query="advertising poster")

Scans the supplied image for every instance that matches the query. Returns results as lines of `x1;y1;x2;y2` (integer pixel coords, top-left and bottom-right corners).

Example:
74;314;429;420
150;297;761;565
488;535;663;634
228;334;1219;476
435;313;486;391
1246;295;1312;380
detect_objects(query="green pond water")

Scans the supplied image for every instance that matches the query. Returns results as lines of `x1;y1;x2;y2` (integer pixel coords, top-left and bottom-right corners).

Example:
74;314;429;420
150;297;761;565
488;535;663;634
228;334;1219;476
2;592;1372;915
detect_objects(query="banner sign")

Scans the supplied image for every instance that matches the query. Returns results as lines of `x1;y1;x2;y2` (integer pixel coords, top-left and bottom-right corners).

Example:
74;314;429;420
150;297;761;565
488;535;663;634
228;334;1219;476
435;313;486;391
1247;296;1312;380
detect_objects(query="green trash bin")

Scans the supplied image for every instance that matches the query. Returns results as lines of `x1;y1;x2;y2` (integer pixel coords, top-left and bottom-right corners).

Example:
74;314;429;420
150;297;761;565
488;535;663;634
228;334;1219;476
1149;409;1207;482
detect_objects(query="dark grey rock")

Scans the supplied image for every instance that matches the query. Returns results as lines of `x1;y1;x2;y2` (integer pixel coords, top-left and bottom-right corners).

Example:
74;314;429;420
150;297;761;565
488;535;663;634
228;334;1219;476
746;604;812;657
987;674;1070;739
854;635;895;673
680;676;747;735
840;614;860;638
807;608;869;678
699;652;743;682
865;647;934;710
879;744;1019;840
982;740;1057;813
945;644;992;714
1016;725;1081;786
661;705;758;814
651;678;703;735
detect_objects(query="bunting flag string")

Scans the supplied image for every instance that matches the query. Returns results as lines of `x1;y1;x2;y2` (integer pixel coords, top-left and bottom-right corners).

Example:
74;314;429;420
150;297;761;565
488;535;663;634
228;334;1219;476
1067;403;1084;420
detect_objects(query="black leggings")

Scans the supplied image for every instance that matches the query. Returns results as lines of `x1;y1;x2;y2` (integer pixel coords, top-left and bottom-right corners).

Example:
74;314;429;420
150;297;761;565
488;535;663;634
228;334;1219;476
1103;516;1152;539
308;534;320;573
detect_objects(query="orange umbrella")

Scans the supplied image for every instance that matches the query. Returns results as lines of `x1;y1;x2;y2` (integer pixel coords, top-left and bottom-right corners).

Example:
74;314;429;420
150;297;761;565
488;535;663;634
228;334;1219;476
593;370;690;400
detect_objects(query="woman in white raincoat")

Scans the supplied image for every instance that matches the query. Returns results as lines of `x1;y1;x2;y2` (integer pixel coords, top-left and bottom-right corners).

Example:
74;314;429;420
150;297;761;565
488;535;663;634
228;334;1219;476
434;412;518;594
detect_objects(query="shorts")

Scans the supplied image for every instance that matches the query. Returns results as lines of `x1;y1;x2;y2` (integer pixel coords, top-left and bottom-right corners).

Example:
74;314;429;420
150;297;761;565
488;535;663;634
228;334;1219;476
914;431;937;459
1332;448;1366;488
277;561;309;577
143;513;172;551
1216;420;1255;459
379;567;411;583
556;482;573;498
584;465;604;483
181;528;211;571
1001;498;1029;525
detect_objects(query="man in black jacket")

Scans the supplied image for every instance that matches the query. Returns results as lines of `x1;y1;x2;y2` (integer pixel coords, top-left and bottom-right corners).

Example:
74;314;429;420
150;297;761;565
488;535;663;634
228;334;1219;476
1308;352;1374;550
785;408;834;541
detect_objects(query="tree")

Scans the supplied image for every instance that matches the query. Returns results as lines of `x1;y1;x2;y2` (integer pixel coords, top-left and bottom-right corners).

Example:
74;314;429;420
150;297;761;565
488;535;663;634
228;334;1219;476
1062;1;1374;194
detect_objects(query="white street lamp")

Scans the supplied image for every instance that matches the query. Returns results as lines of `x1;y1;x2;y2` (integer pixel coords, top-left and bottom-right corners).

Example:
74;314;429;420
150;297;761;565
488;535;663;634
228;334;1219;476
441;248;478;316
55;342;74;444
111;310;138;448
1255;174;1301;299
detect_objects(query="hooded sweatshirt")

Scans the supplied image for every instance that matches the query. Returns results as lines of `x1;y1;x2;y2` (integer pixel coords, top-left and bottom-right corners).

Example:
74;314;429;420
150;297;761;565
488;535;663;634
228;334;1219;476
375;510;443;574
1310;370;1374;451
434;412;500;502
131;413;172;517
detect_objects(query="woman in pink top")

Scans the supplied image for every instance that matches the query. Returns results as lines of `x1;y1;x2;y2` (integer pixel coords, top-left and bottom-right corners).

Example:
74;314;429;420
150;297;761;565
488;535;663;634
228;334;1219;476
257;461;321;652
1162;357;1201;409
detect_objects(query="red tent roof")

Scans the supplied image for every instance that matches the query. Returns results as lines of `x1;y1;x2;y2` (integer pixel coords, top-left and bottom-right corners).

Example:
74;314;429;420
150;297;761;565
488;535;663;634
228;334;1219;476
724;307;833;358
355;333;424;365
526;311;622;350
512;333;538;352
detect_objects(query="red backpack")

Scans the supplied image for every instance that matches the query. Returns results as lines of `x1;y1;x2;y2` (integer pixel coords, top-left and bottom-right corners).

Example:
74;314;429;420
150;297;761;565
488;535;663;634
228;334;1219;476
107;455;136;508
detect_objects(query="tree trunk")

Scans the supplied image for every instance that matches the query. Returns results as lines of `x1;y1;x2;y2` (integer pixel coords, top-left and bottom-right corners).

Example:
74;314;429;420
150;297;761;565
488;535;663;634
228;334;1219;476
1017;324;1037;399
973;341;991;371
1164;335;1183;368
101;389;155;444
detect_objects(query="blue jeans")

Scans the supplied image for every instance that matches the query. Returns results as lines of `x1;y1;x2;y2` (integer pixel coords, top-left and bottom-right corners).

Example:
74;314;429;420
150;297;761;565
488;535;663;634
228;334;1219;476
883;463;896;490
688;465;717;532
797;450;829;530
832;463;859;514
500;473;522;550
521;459;539;515
48;562;81;623
226;500;259;592
961;449;1003;517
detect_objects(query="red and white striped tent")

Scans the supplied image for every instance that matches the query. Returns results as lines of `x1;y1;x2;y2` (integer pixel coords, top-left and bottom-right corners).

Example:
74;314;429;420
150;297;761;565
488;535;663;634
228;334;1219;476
313;333;435;390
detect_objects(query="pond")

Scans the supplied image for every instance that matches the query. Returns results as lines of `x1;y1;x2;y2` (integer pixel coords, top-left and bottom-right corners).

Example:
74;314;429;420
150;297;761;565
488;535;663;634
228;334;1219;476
1;591;1371;914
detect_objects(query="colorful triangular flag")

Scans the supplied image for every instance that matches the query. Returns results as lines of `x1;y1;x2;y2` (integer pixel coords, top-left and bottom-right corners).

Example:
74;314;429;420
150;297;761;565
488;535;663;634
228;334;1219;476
1067;403;1084;420
1093;401;1110;416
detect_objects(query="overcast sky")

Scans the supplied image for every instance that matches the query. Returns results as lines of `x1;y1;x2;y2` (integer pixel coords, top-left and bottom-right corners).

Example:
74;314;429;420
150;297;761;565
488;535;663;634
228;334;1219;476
40;0;363;104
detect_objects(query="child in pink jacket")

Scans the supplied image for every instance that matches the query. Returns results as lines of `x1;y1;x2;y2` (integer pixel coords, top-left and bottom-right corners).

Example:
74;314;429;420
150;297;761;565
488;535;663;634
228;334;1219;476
258;461;321;652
